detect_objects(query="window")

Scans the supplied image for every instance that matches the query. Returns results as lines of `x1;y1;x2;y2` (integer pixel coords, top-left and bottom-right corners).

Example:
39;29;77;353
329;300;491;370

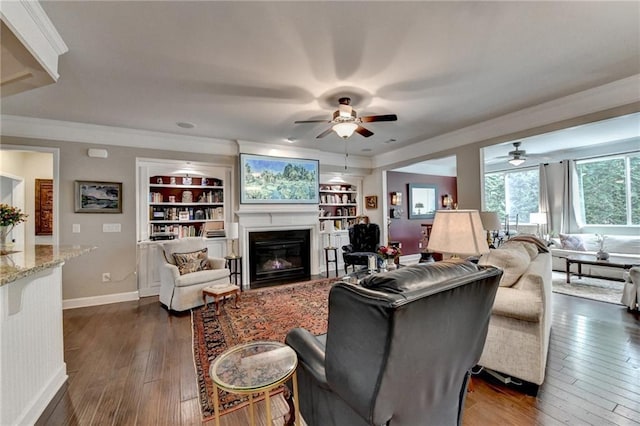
484;168;539;223
576;153;640;225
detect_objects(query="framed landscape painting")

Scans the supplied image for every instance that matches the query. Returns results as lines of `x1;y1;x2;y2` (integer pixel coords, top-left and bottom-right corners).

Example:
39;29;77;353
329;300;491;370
75;181;123;213
240;153;319;204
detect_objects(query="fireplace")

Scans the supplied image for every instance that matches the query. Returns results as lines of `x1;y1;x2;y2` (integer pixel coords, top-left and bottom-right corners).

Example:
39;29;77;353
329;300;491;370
249;229;311;288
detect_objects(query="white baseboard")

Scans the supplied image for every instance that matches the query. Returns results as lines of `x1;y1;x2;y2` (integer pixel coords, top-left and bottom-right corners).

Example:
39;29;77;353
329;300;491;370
17;365;67;426
63;291;139;310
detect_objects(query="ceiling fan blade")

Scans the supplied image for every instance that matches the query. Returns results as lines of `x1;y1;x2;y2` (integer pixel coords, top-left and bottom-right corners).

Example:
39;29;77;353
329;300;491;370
355;126;374;137
295;119;331;124
360;114;398;123
316;128;334;138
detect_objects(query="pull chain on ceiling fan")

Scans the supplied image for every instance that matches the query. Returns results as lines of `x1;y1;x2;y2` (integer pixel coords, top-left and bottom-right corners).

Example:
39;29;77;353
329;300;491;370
295;97;397;139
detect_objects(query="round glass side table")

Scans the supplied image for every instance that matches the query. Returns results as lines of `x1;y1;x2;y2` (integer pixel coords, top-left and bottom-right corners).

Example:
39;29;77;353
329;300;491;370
209;341;300;426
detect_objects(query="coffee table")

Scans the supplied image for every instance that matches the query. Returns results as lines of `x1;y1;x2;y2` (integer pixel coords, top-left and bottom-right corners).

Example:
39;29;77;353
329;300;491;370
209;341;300;426
565;254;639;283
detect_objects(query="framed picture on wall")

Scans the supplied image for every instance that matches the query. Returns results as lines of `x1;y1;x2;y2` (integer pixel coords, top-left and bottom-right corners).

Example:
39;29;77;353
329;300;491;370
75;181;123;213
365;195;378;209
408;183;436;219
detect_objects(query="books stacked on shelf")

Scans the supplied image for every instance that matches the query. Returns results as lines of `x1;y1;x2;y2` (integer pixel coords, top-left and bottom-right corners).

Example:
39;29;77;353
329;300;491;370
204;229;226;238
202;221;225;239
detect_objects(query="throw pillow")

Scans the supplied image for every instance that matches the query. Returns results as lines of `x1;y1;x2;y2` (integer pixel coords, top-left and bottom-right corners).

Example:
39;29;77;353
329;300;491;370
560;234;587;251
502;240;538;260
173;248;211;275
478;244;530;287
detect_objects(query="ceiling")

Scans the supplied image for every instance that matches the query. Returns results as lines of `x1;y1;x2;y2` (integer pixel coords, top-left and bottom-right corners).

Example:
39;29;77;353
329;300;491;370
1;1;639;157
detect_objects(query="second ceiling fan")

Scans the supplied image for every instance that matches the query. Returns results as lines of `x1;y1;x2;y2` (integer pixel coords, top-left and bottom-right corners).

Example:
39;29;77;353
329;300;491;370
295;97;397;139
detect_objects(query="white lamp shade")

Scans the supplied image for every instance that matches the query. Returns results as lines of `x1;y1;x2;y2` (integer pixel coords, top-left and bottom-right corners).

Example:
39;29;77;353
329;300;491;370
228;222;239;239
479;211;501;231
529;212;547;225
332;122;358;138
427;209;490;256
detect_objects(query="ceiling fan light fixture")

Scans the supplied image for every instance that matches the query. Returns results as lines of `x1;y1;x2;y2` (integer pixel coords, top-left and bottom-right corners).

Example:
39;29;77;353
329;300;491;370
508;156;526;166
333;122;358;138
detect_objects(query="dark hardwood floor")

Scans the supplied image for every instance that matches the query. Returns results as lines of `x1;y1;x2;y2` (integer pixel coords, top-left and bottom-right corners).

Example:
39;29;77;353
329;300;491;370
38;292;639;425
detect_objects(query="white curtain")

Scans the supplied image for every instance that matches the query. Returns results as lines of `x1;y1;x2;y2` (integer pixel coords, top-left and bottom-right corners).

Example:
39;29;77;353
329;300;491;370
561;160;584;233
539;163;563;235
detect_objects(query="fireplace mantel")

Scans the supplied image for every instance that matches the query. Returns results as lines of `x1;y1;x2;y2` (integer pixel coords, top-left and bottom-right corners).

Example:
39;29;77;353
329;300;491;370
236;208;320;289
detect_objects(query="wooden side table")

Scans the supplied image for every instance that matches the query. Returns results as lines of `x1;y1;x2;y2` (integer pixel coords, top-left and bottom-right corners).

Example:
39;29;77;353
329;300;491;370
224;255;243;289
203;285;241;316
324;247;339;278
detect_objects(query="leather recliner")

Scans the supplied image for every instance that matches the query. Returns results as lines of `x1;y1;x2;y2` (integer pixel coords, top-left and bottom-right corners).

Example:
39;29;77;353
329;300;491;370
285;260;502;426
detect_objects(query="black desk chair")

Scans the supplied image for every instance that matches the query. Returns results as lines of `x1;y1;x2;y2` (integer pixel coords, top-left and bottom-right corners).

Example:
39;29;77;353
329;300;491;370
341;223;381;273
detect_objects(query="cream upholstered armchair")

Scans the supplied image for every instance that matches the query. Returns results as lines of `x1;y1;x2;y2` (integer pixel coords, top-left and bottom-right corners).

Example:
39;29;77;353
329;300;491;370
159;238;230;312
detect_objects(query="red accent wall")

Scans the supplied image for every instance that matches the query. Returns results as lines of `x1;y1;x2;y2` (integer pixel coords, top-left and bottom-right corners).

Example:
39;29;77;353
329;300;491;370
387;171;457;255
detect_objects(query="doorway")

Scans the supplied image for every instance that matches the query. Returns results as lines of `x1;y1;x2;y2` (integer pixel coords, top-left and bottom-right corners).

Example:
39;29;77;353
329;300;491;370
0;146;59;246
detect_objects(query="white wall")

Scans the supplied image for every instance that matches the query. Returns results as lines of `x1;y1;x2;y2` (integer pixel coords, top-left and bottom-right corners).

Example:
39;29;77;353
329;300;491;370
0;151;52;246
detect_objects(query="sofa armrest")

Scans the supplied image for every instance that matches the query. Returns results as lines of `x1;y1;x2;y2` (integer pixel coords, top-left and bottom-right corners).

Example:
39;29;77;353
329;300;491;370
285;328;329;389
492;286;543;322
160;263;180;285
207;257;226;269
342;244;354;253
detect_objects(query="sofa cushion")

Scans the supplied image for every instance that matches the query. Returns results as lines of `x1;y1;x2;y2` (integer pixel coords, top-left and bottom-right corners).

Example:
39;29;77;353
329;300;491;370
560;233;586;251
174;268;230;287
479;245;530;287
173;248;211;275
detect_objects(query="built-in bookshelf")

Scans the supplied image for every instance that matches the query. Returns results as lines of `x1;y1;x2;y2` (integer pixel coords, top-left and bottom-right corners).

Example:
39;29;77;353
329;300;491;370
148;175;225;239
318;183;358;231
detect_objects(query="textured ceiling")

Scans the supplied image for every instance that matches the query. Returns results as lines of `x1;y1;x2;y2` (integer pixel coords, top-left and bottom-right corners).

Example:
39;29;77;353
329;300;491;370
2;1;639;157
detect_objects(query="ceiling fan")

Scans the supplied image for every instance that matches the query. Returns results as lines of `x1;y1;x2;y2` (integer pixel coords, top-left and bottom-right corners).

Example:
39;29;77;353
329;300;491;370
294;97;397;139
507;142;527;166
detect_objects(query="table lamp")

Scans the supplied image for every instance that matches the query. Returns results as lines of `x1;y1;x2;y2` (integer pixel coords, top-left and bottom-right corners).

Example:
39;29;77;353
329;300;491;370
529;212;547;239
228;222;239;257
427;209;490;258
479;211;501;248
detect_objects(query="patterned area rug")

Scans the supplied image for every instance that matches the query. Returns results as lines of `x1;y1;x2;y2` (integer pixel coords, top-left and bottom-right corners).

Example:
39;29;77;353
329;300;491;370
552;271;624;305
192;277;337;420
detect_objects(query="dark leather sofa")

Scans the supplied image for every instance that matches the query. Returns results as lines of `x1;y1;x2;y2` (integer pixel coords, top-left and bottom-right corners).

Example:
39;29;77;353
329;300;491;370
285;260;502;426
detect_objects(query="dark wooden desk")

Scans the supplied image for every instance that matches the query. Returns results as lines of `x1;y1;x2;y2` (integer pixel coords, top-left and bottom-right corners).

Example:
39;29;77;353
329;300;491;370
565;254;639;283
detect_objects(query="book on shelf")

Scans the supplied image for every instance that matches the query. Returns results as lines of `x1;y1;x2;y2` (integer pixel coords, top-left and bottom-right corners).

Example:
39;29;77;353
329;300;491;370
202;221;225;238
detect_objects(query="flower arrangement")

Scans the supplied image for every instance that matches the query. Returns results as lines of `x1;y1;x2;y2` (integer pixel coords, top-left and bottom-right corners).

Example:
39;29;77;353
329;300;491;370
378;245;401;260
595;233;607;252
0;204;27;227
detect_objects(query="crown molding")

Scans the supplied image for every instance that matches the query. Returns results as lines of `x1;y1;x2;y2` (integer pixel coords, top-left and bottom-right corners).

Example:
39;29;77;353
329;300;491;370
373;74;640;170
0;115;238;156
0;0;68;80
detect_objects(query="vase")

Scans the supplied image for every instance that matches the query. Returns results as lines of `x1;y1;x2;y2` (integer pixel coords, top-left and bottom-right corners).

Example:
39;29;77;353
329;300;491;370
596;250;609;261
386;258;396;270
0;225;15;253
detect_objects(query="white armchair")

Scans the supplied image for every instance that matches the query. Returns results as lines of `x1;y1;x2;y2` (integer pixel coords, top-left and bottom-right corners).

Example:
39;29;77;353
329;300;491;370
159;238;231;312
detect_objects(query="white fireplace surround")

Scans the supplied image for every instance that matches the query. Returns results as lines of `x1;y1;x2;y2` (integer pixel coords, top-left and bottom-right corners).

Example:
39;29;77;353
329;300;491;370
236;206;320;290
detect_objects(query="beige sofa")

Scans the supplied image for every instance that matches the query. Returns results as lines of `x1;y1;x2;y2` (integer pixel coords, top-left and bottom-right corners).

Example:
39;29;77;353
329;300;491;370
550;233;640;280
478;238;552;395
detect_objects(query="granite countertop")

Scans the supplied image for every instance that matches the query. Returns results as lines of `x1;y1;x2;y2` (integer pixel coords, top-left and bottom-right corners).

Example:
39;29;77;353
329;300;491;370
0;245;96;286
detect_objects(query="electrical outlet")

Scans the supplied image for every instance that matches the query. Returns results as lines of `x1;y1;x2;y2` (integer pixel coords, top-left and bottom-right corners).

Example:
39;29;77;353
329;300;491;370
102;273;111;282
